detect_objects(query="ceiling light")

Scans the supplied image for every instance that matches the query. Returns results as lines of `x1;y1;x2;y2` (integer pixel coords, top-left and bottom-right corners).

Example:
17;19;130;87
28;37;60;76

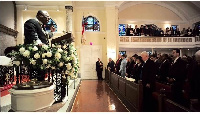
24;5;27;11
57;6;59;11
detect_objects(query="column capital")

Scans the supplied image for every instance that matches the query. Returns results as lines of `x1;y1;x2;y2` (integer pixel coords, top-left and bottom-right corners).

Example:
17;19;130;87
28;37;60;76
65;6;73;12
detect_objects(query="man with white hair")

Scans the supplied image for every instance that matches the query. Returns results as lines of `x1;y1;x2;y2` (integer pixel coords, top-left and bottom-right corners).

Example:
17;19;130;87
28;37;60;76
141;51;156;111
24;10;56;45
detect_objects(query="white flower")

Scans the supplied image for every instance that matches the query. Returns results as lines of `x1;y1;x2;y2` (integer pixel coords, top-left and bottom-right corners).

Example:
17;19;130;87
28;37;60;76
43;59;48;64
23;50;30;57
69;72;74;76
67;63;72;70
42;53;46;58
57;45;61;48
34;53;40;59
42;45;48;50
64;51;68;54
58;48;63;53
62;45;67;49
33;46;38;51
46;64;51;69
13;61;20;66
66;57;70;61
30;59;36;65
19;47;25;54
52;44;56;47
55;52;61;59
46;52;52;57
58;62;64;67
65;70;69;74
51;66;56;69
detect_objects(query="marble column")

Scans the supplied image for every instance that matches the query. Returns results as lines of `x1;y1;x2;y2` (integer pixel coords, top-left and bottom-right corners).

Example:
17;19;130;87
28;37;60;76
65;6;73;33
180;48;182;57
106;6;118;62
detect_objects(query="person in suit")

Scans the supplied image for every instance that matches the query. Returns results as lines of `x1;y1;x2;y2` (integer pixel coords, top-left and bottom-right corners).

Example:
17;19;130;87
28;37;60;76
192;50;200;101
107;58;115;72
126;57;134;78
150;54;160;77
168;49;187;104
96;58;103;80
130;54;138;78
133;56;144;83
119;54;127;77
24;10;55;45
141;51;156;111
159;54;171;83
115;54;122;75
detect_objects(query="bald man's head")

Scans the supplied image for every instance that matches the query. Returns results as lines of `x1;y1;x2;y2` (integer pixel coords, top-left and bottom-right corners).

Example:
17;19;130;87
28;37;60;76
141;51;149;61
36;10;50;24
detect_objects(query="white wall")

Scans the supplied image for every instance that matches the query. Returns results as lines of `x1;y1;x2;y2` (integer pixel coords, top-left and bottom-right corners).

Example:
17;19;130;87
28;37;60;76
118;3;192;32
0;1;14;29
0;1;16;56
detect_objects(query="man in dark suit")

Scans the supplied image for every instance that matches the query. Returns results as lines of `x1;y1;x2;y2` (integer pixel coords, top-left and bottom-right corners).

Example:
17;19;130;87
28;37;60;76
115;54;122;75
141;51;156;111
24;10;55;45
159;54;171;83
168;49;187;104
107;58;115;72
96;58;103;80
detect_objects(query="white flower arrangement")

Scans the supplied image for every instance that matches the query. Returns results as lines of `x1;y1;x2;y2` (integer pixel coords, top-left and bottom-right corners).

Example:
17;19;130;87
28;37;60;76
33;46;38;51
8;43;79;79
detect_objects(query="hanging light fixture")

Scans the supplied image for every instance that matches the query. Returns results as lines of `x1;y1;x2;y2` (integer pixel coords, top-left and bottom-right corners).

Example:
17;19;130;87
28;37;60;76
24;5;27;11
57;6;59;11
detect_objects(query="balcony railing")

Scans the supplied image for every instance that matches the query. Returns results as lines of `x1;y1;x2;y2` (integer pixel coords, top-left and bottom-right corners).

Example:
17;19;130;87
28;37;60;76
119;36;200;48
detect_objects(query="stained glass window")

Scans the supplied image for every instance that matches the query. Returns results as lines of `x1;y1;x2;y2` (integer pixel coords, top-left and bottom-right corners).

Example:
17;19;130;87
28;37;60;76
45;18;57;32
83;16;100;31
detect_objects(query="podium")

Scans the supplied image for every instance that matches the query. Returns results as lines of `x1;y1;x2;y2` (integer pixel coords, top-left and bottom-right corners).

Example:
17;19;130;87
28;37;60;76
51;33;73;45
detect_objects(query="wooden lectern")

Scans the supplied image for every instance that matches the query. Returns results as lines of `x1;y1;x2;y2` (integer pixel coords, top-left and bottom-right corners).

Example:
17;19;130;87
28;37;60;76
51;33;73;46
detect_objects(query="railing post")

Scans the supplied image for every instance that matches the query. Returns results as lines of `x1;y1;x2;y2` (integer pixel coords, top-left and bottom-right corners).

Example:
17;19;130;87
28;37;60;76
138;80;143;112
67;74;68;96
158;88;166;112
74;77;75;89
16;66;19;84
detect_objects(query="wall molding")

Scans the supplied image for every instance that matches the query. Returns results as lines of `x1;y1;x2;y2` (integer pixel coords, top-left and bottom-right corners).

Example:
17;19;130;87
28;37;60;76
13;1;17;30
0;24;18;38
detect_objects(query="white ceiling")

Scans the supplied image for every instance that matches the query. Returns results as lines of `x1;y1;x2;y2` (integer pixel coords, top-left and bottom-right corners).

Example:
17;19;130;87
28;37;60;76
15;1;200;21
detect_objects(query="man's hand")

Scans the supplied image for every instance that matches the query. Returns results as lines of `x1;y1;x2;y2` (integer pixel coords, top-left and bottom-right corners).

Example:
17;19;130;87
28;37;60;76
38;43;44;47
50;25;56;32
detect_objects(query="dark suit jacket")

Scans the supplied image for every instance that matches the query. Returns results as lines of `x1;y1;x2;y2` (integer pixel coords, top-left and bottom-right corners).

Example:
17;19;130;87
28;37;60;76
96;61;103;72
107;60;115;72
169;57;187;82
142;59;156;89
134;63;143;83
115;58;122;73
24;19;48;45
159;59;171;81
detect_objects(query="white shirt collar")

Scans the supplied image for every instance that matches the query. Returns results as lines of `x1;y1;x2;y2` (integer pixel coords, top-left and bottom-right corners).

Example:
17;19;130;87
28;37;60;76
35;18;43;26
174;57;179;63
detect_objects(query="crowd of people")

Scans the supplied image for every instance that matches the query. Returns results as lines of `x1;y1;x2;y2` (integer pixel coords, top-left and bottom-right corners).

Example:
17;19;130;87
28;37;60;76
107;49;200;111
126;24;200;37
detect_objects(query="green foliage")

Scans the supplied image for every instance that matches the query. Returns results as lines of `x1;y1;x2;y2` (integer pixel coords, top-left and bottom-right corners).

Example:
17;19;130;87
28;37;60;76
9;43;79;78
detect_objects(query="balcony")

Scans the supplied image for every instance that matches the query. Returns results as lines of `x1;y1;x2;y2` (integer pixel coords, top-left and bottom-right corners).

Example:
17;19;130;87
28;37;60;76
119;36;200;48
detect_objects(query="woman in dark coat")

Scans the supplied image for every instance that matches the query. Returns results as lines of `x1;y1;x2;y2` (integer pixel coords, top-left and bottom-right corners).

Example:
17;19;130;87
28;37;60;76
134;56;144;83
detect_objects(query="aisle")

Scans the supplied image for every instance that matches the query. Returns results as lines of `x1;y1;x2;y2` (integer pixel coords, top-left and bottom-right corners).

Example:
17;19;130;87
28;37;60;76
71;80;128;112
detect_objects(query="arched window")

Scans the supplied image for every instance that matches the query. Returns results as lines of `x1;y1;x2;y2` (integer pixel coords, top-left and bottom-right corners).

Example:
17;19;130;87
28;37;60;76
83;16;100;31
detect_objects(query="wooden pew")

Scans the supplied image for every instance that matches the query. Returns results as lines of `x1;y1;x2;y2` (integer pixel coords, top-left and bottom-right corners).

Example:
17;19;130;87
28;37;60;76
106;69;143;111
